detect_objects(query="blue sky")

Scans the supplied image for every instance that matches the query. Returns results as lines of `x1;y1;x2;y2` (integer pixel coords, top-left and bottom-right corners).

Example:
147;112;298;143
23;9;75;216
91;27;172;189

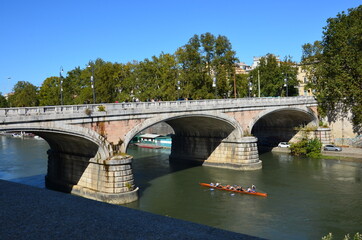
0;0;360;94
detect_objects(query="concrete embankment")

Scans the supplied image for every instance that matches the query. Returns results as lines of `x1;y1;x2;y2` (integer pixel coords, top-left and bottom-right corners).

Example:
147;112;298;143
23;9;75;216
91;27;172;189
0;180;262;240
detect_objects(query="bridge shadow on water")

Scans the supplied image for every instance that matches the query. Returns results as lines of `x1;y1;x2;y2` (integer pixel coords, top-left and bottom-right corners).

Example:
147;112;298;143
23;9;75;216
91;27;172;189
257;145;275;154
127;146;202;199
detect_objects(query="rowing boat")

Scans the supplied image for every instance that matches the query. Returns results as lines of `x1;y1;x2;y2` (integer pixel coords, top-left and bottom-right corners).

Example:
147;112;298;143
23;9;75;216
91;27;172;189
199;183;267;197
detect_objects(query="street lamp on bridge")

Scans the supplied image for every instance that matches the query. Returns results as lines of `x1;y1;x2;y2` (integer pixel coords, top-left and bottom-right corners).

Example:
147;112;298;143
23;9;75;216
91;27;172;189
88;64;96;104
60;66;64;105
284;73;288;97
212;77;217;98
248;76;253;98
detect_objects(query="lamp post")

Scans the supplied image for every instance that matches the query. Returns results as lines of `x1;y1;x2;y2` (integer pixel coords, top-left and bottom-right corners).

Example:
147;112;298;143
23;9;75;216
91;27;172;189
248;76;253;98
258;69;260;98
60;66;64;105
284;73;288;97
88;64;96;104
249;82;253;98
212;77;217;98
177;80;181;100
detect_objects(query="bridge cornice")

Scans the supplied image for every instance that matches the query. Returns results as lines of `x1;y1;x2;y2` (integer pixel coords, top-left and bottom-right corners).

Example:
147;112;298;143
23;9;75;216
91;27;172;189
0;97;317;124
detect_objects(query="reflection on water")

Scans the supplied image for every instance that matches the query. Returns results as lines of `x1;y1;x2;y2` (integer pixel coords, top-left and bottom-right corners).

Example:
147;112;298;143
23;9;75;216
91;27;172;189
1;136;362;240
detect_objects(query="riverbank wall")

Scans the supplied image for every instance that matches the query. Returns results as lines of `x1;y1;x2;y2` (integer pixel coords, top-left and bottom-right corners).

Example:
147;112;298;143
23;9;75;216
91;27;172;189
272;147;362;161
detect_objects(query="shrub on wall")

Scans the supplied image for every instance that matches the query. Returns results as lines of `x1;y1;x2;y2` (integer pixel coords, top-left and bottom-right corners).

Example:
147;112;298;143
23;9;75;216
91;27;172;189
98;105;106;112
290;137;322;158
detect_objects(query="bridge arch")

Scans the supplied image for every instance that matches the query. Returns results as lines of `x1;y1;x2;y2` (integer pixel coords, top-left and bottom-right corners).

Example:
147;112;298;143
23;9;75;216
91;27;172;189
0;123;138;204
250;106;318;147
122;112;244;152
0;123;113;160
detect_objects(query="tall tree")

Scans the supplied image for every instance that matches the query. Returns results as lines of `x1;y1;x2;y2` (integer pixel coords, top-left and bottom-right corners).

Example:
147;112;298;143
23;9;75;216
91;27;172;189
8;81;39;107
95;61;120;103
0;93;8;108
213;35;238;98
175;35;207;99
116;62;138;102
38;77;61;106
175;33;238;99
302;5;362;133
249;54;298;97
65;67;83;105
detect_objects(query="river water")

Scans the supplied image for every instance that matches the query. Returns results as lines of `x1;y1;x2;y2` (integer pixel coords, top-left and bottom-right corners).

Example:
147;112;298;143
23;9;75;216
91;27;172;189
1;135;361;239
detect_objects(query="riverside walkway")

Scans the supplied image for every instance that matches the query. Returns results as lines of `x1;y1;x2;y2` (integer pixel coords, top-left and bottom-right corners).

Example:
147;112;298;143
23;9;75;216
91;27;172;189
0;180;263;240
273;147;362;161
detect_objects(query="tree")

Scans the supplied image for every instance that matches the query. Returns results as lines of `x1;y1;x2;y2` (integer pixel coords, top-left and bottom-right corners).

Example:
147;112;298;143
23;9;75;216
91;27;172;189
95;61;120;103
175;33;238;99
115;62;138;102
8;81;39;107
301;5;362;133
175;34;207;99
213;35;238;98
249;54;298;97
235;74;249;98
38;77;61;106
0;93;8;108
63;67;83;105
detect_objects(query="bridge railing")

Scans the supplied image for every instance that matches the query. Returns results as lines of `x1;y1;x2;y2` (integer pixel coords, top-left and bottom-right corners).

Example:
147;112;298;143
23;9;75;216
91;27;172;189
0;96;316;118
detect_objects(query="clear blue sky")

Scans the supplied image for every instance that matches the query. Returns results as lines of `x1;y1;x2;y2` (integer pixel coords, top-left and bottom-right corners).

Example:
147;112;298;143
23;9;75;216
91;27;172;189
0;0;360;94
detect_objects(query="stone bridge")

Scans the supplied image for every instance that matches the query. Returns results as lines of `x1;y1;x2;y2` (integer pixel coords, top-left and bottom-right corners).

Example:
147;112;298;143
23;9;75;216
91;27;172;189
0;96;321;204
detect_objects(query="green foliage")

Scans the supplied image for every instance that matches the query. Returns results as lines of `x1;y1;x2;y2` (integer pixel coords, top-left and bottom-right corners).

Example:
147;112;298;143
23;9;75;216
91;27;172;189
319;121;329;128
175;32;238;99
98;105;106;112
294;124;318;132
8;81;39;107
39;77;61;106
305;138;322;158
0;93;8;108
235;74;249;98
125;182;133;191
290;137;322;158
322;233;333;240
249;54;298;97
10;32;297;106
302;6;362;134
84;108;92;116
321;232;362;240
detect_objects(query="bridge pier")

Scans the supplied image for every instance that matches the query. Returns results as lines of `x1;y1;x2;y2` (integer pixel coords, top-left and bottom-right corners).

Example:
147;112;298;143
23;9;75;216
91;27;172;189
45;151;138;204
205;136;262;170
169;136;261;170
